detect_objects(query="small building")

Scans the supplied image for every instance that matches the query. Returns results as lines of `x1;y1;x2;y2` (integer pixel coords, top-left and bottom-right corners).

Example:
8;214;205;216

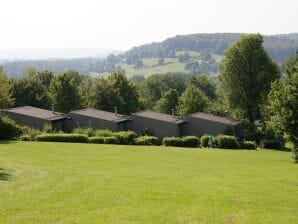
184;112;243;137
131;110;187;139
2;106;69;131
68;108;131;132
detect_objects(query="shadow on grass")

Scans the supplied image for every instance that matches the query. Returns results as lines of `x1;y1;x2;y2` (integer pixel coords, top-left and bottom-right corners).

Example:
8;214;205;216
0;168;12;181
0;140;18;144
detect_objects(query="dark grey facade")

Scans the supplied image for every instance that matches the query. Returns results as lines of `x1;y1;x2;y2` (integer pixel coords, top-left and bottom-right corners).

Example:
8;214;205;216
2;106;68;131
68;108;131;132
183;112;243;137
131;110;187;139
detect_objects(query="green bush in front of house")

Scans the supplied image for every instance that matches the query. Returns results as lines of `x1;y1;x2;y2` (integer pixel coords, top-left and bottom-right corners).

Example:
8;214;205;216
216;135;239;149
182;136;200;147
135;136;160;145
261;139;282;149
95;129;113;137
240;141;256;149
73;127;95;137
200;134;209;147
113;131;137;145
19;125;42;141
0;116;22;140
36;134;88;143
88;137;105;144
103;136;118;144
163;137;184;147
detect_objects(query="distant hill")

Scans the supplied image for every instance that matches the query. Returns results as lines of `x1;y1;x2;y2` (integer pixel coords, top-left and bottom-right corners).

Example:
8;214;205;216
2;33;297;78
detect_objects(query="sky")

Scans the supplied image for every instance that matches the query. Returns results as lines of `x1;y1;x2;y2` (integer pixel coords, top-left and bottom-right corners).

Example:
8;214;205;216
0;0;297;51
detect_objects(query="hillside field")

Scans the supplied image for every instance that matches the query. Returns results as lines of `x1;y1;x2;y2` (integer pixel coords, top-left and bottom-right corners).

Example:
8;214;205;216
0;142;297;224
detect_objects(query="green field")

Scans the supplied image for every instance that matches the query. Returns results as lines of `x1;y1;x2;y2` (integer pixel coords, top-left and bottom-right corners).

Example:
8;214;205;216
0;142;297;224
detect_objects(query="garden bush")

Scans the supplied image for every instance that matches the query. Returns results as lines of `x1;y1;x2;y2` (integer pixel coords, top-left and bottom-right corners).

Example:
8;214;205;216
73;127;95;137
20;126;41;140
103;136;118;144
163;137;184;147
182;136;200;147
36;134;88;143
200;134;209;147
0;116;21;140
95;129;113;137
19;135;32;141
113;131;137;145
262;139;282;149
87;137;104;144
217;135;240;149
135;136;160;145
240;141;256;149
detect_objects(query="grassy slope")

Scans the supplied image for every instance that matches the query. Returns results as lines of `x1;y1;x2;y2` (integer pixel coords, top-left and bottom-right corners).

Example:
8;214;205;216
0;142;297;224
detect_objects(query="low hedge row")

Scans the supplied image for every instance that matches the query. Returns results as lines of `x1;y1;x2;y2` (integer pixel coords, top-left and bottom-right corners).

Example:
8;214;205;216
135;136;160;145
36;134;88;143
113;131;137;145
163;136;200;148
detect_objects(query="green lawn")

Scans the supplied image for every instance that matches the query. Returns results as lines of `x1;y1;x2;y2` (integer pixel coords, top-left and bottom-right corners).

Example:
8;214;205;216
0;142;297;224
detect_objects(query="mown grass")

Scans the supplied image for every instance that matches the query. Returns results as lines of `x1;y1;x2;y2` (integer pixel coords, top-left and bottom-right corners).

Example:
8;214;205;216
0;141;297;224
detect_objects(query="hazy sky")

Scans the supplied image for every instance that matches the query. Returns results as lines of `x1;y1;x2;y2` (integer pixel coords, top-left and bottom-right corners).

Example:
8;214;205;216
1;0;297;50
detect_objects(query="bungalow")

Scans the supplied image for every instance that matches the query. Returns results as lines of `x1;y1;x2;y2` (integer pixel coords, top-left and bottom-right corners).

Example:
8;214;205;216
184;112;243;138
131;110;187;139
67;108;131;132
2;106;69;131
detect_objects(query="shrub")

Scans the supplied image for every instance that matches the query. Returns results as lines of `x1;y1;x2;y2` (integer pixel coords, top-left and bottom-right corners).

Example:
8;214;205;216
201;135;209;147
95;129;113;137
217;135;240;149
36;134;88;143
113;131;137;145
19;135;32;141
0;116;21;140
73;127;95;137
240;141;256;150
262;139;282;149
43;123;54;133
20;126;41;140
163;137;184;147
88;137;104;144
104;136;118;144
135;136;160;145
183;136;200;147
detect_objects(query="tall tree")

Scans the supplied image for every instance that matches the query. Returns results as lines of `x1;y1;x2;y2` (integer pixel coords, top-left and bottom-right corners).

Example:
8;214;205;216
177;84;209;116
192;74;217;100
220;34;280;123
0;67;14;109
154;89;179;114
89;71;139;115
266;52;298;162
50;70;82;113
12;71;52;109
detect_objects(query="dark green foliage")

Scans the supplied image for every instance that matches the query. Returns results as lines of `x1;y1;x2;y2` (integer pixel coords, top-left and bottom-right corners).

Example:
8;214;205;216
220;34;280;124
73;127;95;137
163;136;200;147
19;125;42;140
154;89;179;114
240;141;256;150
103;137;118;144
200;135;209;147
192;74;217;100
224;126;235;136
135;136;160;145
19;135;32;141
88;137;104;144
182;136;200;147
143;127;155;136
163;137;184;147
113;131;138;145
95;129;113;137
0;116;21;140
50;70;83;113
261;139;282;149
0;67;14;109
217;135;239;149
36;134;88;143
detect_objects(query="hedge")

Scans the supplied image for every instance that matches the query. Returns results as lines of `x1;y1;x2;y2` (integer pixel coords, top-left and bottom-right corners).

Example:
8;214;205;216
262;139;282;149
163;137;184;147
0;116;21;140
95;129;113;137
182;136;200;147
103;136;118;144
240;141;256;150
36;134;88;143
88;137;104;144
135;136;160;145
113;131;137;145
201;134;209;147
217;135;239;149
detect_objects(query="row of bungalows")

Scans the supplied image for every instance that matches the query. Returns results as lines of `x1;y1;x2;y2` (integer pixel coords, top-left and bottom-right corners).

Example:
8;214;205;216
2;106;243;138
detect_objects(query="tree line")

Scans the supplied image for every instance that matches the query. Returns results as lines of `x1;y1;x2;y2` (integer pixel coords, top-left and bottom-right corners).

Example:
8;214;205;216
0;34;297;158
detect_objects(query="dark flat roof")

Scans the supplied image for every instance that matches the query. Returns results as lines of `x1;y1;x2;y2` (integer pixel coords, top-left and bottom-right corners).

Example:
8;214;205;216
69;108;129;123
132;110;186;124
3;106;67;121
190;112;241;125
